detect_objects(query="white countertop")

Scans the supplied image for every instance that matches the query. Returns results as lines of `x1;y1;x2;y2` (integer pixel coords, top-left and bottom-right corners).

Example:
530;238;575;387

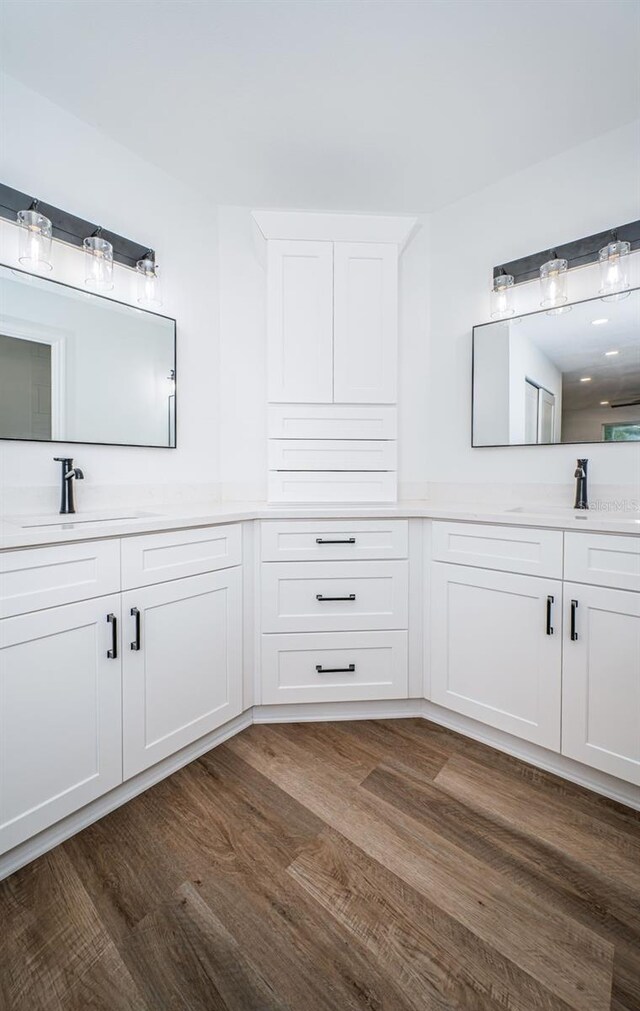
1;499;639;550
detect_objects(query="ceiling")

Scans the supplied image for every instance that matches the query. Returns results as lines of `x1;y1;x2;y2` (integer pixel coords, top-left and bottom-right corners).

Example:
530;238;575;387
1;0;639;212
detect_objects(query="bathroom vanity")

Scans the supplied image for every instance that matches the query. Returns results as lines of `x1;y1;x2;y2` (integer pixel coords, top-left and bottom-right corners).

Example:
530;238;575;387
1;503;638;879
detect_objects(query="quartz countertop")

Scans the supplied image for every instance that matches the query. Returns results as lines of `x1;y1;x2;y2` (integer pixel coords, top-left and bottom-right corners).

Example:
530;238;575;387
0;499;639;551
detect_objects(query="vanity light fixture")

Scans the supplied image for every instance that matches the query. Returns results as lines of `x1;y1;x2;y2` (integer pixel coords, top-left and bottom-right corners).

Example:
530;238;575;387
540;254;569;314
136;251;162;308
591;318;609;326
16;200;53;271
84;228;114;291
599;235;631;301
490;269;515;319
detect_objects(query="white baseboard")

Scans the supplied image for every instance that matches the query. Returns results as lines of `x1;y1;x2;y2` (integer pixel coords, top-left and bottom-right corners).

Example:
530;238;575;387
3;698;639;881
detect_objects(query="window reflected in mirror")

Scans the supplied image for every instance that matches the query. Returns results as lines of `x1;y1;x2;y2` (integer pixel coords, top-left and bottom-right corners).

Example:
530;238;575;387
472;287;640;446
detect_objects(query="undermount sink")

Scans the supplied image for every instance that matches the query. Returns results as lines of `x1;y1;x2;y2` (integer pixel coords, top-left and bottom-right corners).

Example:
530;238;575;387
6;510;157;529
507;505;640;523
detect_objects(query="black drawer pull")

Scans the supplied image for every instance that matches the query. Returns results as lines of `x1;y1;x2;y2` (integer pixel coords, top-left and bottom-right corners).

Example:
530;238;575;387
316;537;356;544
107;613;118;659
316;593;356;602
316;664;356;674
546;595;554;636
130;607;142;651
570;599;579;641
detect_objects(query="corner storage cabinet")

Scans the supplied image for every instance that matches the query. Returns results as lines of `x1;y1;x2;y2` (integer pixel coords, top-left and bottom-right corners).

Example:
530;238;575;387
0;524;243;858
259;519;409;704
259;213;413;503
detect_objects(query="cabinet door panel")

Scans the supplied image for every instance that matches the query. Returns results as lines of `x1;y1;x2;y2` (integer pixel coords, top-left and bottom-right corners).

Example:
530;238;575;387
0;596;122;854
430;563;561;749
267;240;333;403
562;583;640;785
123;569;242;778
333;242;397;403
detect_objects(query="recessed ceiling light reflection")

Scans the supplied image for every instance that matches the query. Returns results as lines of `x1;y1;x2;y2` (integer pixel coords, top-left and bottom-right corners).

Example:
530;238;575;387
604;350;619;356
600;401;609;405
591;318;609;326
580;377;592;382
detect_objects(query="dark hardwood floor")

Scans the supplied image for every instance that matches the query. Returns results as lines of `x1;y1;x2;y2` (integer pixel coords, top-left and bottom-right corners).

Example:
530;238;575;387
1;718;639;1011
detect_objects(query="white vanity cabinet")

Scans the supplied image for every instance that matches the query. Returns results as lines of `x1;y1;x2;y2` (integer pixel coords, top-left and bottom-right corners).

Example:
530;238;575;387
561;533;640;785
430;563;562;749
0;595;123;854
0;523;244;859
122;568;242;778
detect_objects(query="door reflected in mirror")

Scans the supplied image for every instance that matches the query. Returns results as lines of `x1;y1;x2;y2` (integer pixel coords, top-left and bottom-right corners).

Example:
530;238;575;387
0;264;176;448
472;287;640;446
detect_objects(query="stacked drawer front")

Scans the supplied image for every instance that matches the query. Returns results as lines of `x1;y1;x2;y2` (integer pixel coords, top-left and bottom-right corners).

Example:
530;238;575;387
267;405;398;503
260;519;409;703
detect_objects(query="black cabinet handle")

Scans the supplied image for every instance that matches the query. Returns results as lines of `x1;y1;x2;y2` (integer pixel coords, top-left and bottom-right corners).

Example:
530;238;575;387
316;593;356;602
315;664;356;674
570;599;579;641
316;537;356;544
130;607;141;651
546;595;554;635
107;613;118;659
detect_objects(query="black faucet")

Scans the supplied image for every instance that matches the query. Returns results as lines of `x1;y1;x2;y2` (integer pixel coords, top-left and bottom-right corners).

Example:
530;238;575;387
54;457;84;514
574;458;588;510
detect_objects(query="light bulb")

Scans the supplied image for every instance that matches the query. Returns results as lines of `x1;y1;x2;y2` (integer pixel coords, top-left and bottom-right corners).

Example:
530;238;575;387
136;253;162;308
84;233;114;291
540;256;569;314
599;239;630;301
490;272;515;319
17;207;53;271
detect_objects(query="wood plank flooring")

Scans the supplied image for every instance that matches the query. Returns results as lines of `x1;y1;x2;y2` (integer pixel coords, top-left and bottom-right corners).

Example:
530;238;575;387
1;718;639;1011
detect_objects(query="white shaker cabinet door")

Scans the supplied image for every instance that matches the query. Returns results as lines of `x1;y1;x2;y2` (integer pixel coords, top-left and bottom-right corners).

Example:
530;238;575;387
562;583;640;785
0;596;123;855
267;239;334;403
430;563;562;750
333;242;398;404
122;569;243;779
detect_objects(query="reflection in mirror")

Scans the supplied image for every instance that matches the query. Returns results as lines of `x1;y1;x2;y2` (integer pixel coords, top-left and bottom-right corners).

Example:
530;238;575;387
0;264;176;447
473;287;640;446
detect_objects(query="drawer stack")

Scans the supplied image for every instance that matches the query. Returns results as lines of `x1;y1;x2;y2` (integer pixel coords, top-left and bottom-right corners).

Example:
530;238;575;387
260;519;409;703
268;405;398;503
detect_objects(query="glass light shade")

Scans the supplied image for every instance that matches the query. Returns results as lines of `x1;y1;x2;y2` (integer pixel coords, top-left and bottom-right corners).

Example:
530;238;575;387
490;273;515;319
540;257;568;312
599;239;630;301
17;209;53;271
84;234;114;291
136;256;162;308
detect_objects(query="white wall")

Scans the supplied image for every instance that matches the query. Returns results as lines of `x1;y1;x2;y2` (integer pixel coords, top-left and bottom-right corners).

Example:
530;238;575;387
427;117;640;497
0;74;220;511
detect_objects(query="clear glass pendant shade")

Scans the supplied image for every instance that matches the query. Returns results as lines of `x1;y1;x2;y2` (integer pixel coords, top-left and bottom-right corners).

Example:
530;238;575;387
540;257;569;313
84;234;114;291
490;272;515;319
17;208;53;271
599;239;630;301
136;255;162;308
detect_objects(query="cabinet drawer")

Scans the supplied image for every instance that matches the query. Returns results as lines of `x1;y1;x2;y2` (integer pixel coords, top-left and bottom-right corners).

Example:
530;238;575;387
261;560;408;632
0;540;120;618
121;524;242;590
268;471;397;503
268;404;397;440
261;520;408;561
431;521;563;578
268;439;397;472
261;630;408;704
565;532;640;591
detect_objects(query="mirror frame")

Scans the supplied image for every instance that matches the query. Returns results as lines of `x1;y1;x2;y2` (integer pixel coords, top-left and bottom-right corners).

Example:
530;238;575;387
471;285;640;449
0;262;177;449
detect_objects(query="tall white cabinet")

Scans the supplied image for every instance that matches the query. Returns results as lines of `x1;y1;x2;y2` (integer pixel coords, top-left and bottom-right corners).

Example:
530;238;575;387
254;210;416;502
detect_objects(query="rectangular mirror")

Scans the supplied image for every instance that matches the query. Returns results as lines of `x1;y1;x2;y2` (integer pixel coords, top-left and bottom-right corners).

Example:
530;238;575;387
472;287;640;446
0;264;176;447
